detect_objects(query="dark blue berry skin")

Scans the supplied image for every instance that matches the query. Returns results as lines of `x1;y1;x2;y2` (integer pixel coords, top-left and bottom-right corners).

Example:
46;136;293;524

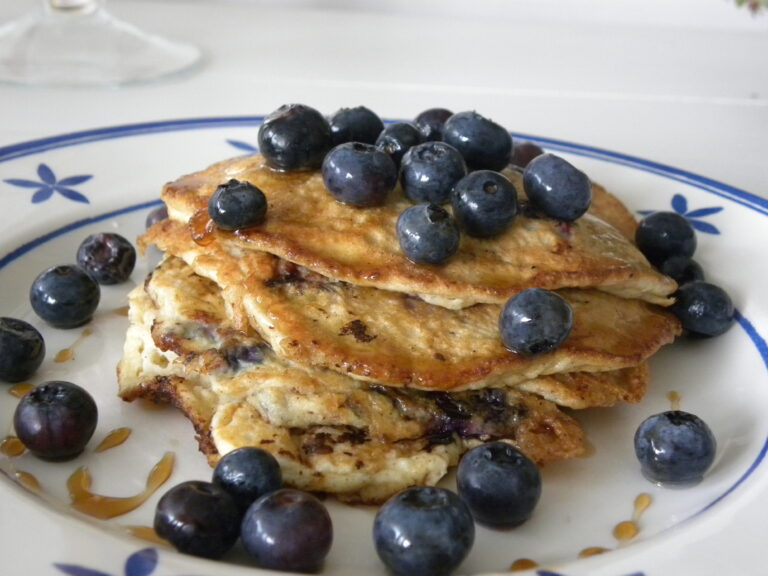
634;410;716;485
635;211;697;267
257;104;332;171
397;204;460;265
76;232;136;285
510;141;544;168
451;170;518;238
322;142;398;207
659;256;705;286
30;265;100;329
208;179;267;230
414;107;453;141
671;281;734;337
400;141;467;204
13;381;97;461
375;122;423;167
373;486;474;576
499;288;573;355
522;153;592;222
241;488;333;573
154;480;241;559
213;446;282;511
145;205;168;229
441;111;512;171
457;442;541;528
329;106;384;146
0;317;45;383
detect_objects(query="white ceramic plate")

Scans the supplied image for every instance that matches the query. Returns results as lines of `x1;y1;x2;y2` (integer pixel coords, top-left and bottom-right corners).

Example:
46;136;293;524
1;118;766;576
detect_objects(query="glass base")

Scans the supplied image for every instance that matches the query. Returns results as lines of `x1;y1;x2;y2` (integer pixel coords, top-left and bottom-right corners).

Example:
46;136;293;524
0;6;201;87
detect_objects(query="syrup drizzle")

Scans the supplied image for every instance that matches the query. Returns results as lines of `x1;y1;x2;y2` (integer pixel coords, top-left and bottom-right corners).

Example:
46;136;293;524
68;452;175;520
509;558;538;571
113;305;130;317
14;470;42;492
189;209;216;246
55;328;93;363
578;546;609;558
8;383;33;398
612;493;652;545
667;390;682;410
94;427;132;453
0;436;26;457
125;526;169;546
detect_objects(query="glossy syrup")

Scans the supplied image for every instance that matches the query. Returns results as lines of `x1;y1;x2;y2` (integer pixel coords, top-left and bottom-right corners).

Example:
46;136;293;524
54;328;93;363
8;383;33;398
189;209;216;246
1;436;26;457
68;452;175;520
94;427;132;453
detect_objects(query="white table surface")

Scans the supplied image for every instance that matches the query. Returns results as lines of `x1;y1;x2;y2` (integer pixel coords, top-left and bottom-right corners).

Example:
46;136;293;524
1;0;767;198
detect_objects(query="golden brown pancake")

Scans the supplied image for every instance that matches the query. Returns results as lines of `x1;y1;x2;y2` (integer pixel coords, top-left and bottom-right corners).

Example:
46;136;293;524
159;154;676;308
141;220;680;391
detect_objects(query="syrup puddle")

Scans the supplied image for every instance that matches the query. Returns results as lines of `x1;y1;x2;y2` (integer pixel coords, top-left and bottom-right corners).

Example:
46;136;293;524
125;526;170;546
68;452;174;519
14;470;42;493
612;493;652;547
8;383;33;398
1;436;26;457
667;390;682;410
94;427;132;453
55;328;93;363
113;306;130;317
509;558;538;571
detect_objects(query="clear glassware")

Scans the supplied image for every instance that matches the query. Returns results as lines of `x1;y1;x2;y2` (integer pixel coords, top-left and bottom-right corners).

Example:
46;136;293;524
0;0;201;86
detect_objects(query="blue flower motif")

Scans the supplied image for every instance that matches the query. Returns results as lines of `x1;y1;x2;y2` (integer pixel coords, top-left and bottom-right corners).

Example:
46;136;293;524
52;547;207;576
226;139;258;154
638;193;722;235
4;163;91;204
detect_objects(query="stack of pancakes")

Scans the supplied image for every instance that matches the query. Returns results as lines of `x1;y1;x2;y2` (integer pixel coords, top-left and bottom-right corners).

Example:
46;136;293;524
117;153;681;503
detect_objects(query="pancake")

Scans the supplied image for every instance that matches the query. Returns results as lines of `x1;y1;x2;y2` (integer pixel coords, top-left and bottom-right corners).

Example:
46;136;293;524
160;154;676;308
118;257;590;503
141;220;680;391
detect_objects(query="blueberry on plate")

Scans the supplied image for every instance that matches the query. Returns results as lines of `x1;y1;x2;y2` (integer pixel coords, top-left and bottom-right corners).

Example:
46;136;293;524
414;107;453;141
510;141;544;169
659;256;705;286
441;111;512;171
154;480;241;559
213;446;282;511
396;203;460;265
522;153;592;222
145;204;168;229
400;141;467;204
373;486;474;576
240;488;333;573
76;232;136;285
328;106;384;146
375;122;423;167
670;280;734;337
208;179;267;230
634;410;716;485
258;103;332;171
635;211;697;267
0;317;45;383
499;288;573;355
14;381;97;461
457;442;541;528
30;264;100;329
322;142;398;207
451;170;518;238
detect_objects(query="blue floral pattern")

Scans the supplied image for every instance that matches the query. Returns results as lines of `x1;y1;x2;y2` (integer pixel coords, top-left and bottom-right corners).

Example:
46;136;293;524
52;547;205;576
638;193;722;234
226;139;258;154
4;163;91;204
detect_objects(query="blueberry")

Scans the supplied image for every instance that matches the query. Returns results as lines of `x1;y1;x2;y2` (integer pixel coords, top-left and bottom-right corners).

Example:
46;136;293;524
634;410;716;485
213;446;282;511
499;288;573;355
400;141;467;204
396;204;460;265
457;442;541;527
659;256;705;286
208;179;267;230
76;232;136;285
373;486;474;576
670;281;734;337
0;317;45;383
451;170;518;238
635;211;697;267
30;265;100;329
414;107;453;141
375;122;423;167
441;111;512;171
328;106;384;146
145;205;168;229
154;480;241;559
522;153;592;222
322;142;398;207
13;381;97;461
241;488;333;573
510;141;544;168
258;104;332;171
